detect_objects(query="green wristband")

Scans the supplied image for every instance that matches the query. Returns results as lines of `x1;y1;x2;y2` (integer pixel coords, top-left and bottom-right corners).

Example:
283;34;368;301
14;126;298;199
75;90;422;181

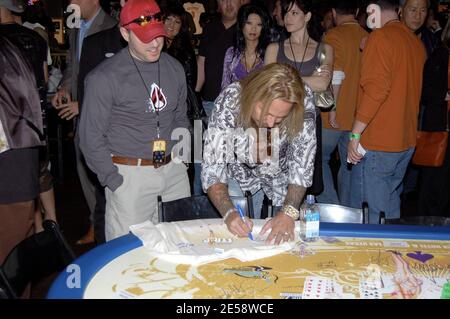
349;133;361;140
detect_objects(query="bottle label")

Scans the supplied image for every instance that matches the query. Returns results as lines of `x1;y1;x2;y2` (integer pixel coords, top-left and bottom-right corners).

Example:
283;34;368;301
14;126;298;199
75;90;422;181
305;210;320;239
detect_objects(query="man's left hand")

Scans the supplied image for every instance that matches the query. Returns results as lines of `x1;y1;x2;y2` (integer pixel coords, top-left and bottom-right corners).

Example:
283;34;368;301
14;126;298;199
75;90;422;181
347;138;363;164
259;212;295;245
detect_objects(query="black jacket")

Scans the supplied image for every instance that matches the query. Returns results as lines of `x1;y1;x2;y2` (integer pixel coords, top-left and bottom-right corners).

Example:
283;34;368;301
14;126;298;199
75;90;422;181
77;24;124;109
0;37;44;150
165;38;204;120
420;46;449;132
61;9;124;110
417;26;440;58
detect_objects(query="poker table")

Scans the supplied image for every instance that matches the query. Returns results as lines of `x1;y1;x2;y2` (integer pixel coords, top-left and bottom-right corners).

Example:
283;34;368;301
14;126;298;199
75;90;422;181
47;222;450;299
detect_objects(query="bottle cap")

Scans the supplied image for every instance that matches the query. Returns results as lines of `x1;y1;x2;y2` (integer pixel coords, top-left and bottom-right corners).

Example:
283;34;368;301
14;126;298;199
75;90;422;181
306;194;315;205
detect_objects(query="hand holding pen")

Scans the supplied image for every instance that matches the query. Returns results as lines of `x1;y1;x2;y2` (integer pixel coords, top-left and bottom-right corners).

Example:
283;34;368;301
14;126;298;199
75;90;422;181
236;205;254;240
223;206;254;239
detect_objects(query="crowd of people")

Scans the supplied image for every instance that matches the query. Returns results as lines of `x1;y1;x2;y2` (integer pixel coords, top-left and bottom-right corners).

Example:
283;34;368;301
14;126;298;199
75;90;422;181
1;0;449;263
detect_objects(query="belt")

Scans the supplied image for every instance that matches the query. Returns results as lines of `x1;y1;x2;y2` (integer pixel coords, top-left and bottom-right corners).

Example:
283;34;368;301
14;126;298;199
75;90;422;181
111;155;171;168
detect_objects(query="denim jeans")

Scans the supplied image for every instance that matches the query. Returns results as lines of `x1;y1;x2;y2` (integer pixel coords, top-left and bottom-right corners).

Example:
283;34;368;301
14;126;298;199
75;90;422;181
316;128;351;206
228;179;264;219
193;101;216;195
349;148;414;223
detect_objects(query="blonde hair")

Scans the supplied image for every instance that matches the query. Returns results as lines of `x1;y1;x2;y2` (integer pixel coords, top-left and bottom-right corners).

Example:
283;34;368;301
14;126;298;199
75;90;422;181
238;63;305;140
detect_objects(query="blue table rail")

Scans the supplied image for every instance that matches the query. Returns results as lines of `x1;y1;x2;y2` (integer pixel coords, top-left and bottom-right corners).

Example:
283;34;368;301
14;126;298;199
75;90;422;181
47;222;450;299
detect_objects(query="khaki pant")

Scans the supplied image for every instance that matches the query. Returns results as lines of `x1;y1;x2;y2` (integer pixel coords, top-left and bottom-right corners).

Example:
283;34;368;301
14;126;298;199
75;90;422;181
0;201;35;264
105;161;190;241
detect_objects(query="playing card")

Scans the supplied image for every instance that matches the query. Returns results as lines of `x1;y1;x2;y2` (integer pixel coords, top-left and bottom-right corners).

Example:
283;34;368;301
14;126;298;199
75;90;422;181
280;292;303;299
302;276;333;299
359;278;382;299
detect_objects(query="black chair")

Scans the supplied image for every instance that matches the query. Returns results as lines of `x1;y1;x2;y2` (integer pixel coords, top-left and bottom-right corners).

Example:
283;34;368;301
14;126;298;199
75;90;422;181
0;220;75;299
157;191;254;223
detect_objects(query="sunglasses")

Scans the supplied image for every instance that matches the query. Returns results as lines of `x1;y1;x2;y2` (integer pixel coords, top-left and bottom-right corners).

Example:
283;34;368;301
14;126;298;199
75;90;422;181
123;13;163;27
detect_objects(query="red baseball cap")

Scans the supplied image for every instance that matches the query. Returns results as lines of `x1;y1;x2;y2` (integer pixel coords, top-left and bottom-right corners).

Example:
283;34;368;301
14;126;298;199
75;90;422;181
120;0;167;43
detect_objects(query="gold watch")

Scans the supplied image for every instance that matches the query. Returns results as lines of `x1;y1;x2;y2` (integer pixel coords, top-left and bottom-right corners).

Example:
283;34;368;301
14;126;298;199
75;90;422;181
281;205;300;220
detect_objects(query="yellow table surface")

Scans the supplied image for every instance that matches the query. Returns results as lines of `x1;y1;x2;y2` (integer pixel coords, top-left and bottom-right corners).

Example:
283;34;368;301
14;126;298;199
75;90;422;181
84;236;450;299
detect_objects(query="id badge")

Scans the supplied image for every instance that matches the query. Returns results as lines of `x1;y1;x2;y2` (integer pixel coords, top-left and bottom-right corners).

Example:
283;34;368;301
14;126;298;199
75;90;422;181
152;139;166;167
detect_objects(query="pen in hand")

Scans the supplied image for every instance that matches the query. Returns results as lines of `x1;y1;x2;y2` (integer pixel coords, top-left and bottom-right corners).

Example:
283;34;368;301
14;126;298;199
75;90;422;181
236;205;253;241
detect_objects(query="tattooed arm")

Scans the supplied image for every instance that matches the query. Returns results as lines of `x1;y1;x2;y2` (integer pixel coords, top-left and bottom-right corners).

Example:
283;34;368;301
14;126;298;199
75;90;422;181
283;184;307;210
207;183;235;217
207;183;253;237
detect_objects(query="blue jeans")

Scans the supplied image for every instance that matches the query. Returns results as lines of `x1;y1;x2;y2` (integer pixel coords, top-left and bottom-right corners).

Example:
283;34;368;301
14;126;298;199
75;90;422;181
228;179;264;219
193;101;216;195
349;148;414;223
317;129;351;206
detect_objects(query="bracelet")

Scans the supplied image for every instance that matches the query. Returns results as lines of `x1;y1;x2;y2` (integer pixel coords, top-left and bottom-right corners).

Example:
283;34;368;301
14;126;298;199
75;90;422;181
349;133;361;140
223;208;237;223
281;205;300;221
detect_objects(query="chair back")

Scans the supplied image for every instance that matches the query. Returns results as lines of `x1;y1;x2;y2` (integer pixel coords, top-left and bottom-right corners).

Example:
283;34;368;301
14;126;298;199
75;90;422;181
0;220;75;299
261;195;274;219
158;192;254;223
230;191;254;219
317;203;368;224
261;198;374;224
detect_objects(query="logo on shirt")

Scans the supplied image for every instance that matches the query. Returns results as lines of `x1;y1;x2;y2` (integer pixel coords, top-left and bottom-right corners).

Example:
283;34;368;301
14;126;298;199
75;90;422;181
146;83;167;113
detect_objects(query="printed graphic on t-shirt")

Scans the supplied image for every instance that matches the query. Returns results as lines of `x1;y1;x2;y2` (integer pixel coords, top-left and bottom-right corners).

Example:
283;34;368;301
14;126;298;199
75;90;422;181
146;83;167;113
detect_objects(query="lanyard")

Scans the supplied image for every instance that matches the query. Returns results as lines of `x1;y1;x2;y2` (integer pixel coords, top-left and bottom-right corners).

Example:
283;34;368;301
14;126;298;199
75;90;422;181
129;49;162;138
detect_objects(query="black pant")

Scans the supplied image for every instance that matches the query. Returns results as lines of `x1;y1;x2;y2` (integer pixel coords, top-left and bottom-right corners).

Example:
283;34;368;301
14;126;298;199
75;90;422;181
418;144;450;217
307;112;324;195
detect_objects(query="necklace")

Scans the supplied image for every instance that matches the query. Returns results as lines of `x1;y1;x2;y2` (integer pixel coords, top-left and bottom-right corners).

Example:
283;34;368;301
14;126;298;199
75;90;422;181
288;35;309;74
243;50;258;73
129;49;162;138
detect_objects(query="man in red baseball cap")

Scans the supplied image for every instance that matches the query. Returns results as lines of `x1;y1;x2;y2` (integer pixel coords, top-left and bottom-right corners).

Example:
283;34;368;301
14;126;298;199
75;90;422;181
80;0;191;241
120;0;167;62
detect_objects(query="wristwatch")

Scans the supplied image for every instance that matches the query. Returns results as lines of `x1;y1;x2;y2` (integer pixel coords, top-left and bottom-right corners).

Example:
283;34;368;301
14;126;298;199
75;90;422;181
281;205;300;220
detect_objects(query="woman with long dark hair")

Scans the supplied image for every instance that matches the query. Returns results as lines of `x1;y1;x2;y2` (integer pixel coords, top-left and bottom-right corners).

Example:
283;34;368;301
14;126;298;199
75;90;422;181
221;4;271;90
265;0;334;197
163;4;197;92
163;5;204;196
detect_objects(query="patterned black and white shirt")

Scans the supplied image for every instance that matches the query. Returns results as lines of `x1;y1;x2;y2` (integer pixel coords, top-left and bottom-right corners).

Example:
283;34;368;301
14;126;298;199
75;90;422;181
201;82;317;206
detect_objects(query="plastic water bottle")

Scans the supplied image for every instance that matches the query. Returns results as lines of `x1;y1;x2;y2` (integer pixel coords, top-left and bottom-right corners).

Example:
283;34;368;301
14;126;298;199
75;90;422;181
300;195;320;242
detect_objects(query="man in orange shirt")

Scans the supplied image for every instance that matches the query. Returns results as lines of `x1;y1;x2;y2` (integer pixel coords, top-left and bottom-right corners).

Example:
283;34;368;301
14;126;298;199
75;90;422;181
347;0;426;222
318;0;368;206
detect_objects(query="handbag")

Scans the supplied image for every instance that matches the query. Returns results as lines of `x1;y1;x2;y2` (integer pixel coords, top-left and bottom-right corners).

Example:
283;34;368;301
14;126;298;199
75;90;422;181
186;85;206;121
313;43;335;110
313;86;335;110
412;131;448;167
412;105;449;167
